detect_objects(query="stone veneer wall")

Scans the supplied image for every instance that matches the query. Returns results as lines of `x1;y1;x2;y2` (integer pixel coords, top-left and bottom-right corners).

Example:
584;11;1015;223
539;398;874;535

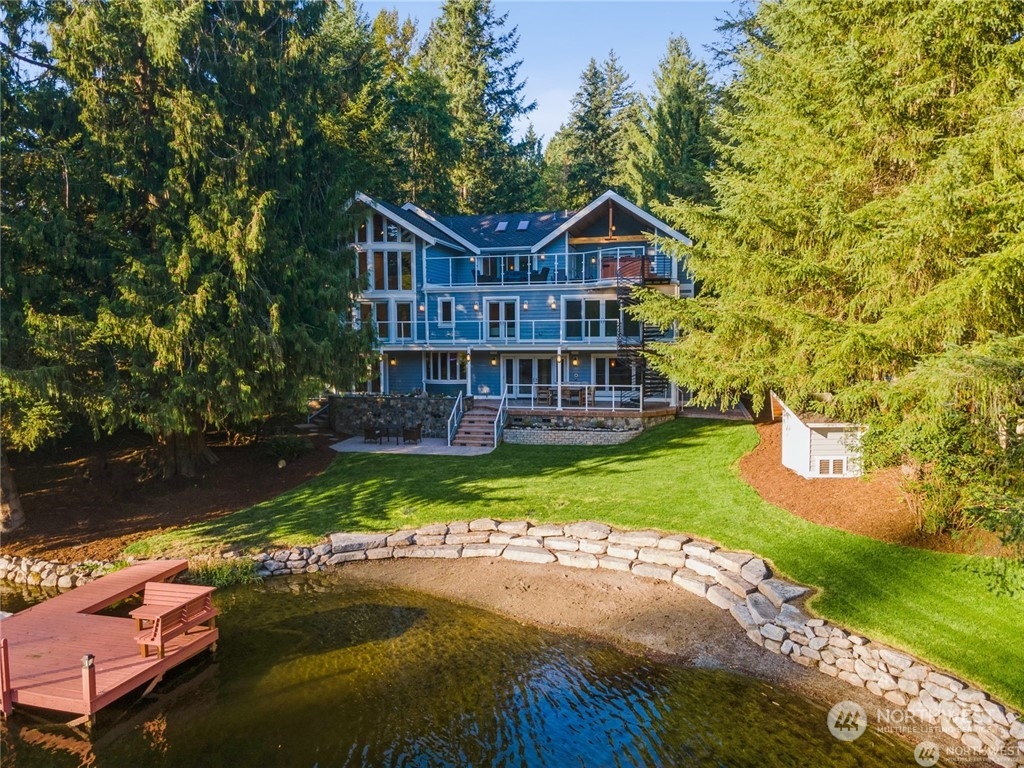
329;395;460;439
4;523;1021;766
504;410;675;446
503;428;642;446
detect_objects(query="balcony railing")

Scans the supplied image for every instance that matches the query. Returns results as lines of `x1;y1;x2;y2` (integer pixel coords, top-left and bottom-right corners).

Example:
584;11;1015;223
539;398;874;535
369;319;675;346
425;247;676;288
505;383;666;412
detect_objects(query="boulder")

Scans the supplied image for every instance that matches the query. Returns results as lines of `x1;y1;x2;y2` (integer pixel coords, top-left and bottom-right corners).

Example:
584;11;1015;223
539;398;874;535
330;533;389;553
564;521;611;540
758;578;810;608
503;546;556;565
556;552;599;570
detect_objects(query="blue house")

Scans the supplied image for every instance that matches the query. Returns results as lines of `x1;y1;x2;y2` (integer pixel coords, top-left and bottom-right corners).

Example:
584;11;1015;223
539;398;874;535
348;189;692;414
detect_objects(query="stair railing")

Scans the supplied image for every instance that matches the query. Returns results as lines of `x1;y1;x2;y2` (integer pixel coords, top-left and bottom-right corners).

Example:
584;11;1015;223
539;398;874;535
446;391;464;447
492;385;509;448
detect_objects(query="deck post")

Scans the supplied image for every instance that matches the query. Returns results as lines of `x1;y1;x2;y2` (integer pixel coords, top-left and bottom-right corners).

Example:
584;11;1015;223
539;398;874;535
1;637;12;716
81;654;96;710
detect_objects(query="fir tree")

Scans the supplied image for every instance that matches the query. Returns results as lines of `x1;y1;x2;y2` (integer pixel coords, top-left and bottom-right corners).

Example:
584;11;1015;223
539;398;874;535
422;0;536;213
634;0;1024;563
562;52;635;208
620;36;717;207
37;0;374;477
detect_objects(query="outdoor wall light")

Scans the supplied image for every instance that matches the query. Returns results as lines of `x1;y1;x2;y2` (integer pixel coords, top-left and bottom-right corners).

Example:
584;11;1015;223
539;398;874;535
389;357;397;367
469;257;476;263
490;355;497;366
556;353;562;364
473;302;479;311
522;300;529;310
571;356;579;366
418;304;425;312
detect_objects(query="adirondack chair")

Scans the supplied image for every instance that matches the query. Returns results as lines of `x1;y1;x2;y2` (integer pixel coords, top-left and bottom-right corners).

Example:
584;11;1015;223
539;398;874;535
131;583;218;659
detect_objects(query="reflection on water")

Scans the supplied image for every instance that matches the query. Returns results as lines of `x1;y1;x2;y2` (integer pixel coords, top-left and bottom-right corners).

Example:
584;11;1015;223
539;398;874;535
1;572;920;767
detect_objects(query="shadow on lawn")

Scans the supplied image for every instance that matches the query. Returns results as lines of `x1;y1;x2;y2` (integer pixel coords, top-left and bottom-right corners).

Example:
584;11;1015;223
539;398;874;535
183;418;744;550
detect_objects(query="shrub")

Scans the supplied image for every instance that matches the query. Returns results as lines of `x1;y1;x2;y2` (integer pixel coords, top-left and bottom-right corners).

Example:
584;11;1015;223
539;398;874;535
263;435;313;462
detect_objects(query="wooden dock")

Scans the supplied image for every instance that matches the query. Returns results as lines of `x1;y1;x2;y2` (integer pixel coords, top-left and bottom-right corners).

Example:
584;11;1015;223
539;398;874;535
0;560;219;726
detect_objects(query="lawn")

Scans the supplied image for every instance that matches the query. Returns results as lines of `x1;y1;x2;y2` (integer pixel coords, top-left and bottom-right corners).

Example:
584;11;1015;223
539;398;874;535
126;418;1024;710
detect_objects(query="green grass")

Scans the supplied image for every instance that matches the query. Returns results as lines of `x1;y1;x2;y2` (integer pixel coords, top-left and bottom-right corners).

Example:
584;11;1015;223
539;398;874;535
126;419;1024;710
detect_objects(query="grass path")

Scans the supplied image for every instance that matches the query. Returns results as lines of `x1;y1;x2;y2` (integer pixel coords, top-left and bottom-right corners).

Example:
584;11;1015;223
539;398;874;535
127;418;1024;709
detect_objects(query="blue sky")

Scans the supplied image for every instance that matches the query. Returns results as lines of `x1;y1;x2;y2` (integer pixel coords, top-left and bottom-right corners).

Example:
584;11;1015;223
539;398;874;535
360;0;735;145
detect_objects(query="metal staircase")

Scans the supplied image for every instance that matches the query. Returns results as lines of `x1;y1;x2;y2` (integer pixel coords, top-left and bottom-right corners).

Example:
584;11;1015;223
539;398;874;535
616;268;671;406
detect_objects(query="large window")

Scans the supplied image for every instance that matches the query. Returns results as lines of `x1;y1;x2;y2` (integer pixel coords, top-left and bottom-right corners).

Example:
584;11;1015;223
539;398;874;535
564;299;619;340
427;352;465;381
594;356;634;390
369;250;413;291
486;299;518;340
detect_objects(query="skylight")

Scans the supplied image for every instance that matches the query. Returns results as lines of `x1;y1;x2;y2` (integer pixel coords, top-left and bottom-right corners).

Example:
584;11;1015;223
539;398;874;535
495;221;508;232
517;220;529;230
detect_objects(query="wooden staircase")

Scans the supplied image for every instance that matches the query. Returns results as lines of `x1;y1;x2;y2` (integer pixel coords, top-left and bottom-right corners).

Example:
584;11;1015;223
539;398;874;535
452;402;499;447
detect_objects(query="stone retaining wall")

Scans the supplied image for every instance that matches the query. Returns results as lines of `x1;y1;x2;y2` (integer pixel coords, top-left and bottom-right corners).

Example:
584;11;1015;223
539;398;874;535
0;555;120;589
329;394;460;438
251;520;1023;767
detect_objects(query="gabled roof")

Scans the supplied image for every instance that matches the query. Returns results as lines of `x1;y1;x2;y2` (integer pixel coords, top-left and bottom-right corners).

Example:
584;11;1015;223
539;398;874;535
770;392;861;428
401;202;480;254
530;190;691;253
353;192;465;252
434;209;566;251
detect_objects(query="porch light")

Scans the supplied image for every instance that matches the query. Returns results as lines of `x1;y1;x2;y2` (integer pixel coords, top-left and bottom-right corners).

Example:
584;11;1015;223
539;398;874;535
571;356;579;366
389;357;397;367
490;354;497;366
522;300;529;310
418;303;425;312
549;296;557;310
469;257;476;263
556;353;562;364
473;302;479;311
590;257;596;263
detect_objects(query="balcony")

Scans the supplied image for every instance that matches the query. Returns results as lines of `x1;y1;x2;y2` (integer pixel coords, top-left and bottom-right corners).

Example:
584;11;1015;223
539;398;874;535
424;247;677;288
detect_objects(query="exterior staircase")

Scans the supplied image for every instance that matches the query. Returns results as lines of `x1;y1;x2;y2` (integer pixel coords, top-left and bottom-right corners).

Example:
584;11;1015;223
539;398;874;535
616;272;671;405
452;402;499;447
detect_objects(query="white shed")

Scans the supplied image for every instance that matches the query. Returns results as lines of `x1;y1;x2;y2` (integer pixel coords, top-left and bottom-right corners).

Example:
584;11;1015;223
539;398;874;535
771;392;865;479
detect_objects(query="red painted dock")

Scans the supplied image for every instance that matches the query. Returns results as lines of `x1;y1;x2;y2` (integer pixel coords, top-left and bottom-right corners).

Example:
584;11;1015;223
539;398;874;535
0;560;219;723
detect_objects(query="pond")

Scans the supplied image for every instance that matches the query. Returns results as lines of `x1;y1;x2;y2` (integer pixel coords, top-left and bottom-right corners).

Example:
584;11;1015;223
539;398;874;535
1;572;922;767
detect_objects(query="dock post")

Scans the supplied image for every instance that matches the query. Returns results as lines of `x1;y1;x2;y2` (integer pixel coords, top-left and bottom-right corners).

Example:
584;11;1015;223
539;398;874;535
1;637;12;716
81;654;96;713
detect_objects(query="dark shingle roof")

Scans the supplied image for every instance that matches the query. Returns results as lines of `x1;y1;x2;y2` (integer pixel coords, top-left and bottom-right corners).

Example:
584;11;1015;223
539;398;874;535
434;209;570;250
373;199;466;251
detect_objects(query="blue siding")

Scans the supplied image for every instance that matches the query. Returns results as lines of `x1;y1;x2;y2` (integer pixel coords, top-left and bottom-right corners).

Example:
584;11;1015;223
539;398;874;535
387;354;423;393
471;364;502;397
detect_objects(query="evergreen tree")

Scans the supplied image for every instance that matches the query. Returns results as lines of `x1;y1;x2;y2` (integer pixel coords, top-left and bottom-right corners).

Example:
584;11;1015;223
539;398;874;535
370;10;460;211
620;36;717;207
541;126;573;211
562;52;635;208
36;0;373;477
634;0;1024;560
422;0;536;213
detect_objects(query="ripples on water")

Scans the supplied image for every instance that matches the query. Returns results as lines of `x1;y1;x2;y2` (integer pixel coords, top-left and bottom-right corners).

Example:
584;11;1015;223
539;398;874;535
1;573;919;767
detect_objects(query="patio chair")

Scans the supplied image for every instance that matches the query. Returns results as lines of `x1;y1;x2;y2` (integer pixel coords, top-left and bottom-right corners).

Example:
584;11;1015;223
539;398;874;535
363;425;382;443
402;423;423;444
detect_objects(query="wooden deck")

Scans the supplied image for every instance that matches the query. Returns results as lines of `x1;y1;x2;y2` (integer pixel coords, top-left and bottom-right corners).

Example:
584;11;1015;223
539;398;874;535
0;560;219;723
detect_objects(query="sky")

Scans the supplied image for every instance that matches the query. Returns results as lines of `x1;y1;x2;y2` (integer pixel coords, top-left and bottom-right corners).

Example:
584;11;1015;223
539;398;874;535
360;0;735;146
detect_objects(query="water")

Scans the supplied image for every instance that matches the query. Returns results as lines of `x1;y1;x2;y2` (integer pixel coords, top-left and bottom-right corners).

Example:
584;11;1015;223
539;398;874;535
1;573;920;767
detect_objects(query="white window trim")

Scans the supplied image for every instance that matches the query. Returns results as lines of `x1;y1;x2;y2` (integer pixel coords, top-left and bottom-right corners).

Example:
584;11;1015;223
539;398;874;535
484;296;520;341
437;297;455;328
425;351;467;382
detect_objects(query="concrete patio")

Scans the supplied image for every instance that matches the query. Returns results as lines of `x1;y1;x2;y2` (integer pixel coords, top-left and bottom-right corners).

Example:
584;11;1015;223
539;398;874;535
329;436;494;456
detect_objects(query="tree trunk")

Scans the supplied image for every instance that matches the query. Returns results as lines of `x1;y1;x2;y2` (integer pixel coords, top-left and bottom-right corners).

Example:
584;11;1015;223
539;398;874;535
156;429;220;479
1;449;26;533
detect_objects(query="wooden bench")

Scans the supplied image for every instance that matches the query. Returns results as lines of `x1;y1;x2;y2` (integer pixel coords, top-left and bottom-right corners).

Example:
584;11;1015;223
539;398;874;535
130;582;218;659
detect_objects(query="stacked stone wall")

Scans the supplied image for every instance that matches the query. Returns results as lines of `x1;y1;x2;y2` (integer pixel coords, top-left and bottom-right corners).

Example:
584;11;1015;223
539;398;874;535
329;395;459;438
